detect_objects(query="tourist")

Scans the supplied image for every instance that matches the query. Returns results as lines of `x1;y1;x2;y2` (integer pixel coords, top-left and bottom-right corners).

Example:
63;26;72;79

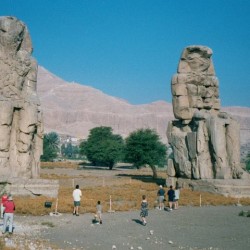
167;185;175;210
73;184;82;216
96;200;102;224
157;185;165;210
140;195;148;226
1;192;8;219
2;195;15;234
174;186;180;209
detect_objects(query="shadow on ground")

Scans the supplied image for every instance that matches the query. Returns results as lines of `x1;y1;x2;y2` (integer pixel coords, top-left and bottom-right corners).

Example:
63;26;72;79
78;164;136;171
132;219;143;225
117;174;166;186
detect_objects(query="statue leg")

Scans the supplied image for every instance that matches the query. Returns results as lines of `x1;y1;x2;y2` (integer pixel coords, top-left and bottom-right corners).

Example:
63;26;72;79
207;116;231;179
16;103;38;178
226;119;242;178
196;120;213;179
0;101;13;178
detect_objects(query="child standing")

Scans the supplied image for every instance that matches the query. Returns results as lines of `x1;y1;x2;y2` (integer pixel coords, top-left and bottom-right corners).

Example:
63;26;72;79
140;195;148;226
96;200;102;224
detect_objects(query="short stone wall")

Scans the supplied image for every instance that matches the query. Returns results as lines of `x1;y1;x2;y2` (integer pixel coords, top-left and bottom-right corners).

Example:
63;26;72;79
0;178;59;198
166;177;250;198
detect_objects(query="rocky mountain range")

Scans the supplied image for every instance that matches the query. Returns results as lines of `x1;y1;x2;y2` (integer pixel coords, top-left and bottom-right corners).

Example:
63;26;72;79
37;66;250;157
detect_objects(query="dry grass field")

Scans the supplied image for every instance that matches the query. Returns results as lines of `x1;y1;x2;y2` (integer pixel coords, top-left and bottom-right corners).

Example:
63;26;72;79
13;161;250;216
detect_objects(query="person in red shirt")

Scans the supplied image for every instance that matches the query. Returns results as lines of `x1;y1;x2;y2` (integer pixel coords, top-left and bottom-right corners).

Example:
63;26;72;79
1;192;8;219
2;195;15;234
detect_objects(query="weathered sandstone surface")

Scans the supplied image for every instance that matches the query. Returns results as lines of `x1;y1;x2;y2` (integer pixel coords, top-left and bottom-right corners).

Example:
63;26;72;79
0;16;58;197
0;16;43;181
167;45;246;180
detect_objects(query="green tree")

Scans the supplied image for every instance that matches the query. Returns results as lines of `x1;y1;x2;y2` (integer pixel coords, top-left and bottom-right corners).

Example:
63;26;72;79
72;145;80;158
65;143;73;158
61;143;66;157
41;132;60;162
246;153;250;172
61;143;79;159
80;126;125;169
125;128;167;179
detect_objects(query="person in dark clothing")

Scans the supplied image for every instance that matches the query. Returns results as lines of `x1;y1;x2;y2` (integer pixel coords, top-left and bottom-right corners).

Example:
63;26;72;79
167;185;175;210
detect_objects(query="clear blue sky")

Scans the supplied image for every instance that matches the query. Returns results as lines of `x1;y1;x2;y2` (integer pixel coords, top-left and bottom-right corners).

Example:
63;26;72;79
1;0;250;107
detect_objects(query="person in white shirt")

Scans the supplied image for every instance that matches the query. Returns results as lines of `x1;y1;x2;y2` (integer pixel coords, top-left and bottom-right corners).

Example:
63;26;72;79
174;186;180;209
73;185;82;216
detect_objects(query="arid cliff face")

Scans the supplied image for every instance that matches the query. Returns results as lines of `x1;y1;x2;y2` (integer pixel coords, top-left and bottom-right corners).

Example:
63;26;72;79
37;66;250;154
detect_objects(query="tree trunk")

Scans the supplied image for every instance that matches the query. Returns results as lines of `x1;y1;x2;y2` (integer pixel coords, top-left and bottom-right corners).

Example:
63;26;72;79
150;165;158;179
109;162;114;170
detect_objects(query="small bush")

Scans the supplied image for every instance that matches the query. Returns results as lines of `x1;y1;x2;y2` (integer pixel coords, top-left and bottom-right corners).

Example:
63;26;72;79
239;210;250;217
41;221;55;227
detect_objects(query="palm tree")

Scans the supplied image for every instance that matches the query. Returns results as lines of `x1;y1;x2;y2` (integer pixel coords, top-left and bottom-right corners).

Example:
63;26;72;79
41;132;60;162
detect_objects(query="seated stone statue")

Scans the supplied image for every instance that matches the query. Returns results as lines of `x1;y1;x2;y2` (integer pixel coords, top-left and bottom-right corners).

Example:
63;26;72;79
167;45;244;179
0;16;43;180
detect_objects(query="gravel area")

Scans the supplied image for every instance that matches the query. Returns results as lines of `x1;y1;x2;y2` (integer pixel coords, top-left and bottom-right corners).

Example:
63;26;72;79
3;205;250;250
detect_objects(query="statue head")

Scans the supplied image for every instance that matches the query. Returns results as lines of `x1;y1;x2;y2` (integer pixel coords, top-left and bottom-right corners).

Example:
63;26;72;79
178;45;215;75
172;45;220;121
0;16;32;53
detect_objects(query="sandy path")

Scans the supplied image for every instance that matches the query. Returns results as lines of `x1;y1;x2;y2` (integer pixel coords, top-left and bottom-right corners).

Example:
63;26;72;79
10;205;250;250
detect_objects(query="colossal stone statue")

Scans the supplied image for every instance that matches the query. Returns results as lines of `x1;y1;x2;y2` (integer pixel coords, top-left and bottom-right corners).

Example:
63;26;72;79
167;45;244;180
0;16;43;180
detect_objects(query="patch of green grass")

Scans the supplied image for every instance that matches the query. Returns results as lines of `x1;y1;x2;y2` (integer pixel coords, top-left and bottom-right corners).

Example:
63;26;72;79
41;221;55;227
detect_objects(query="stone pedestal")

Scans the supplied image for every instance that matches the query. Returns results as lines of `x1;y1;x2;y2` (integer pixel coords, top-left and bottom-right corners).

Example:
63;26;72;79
175;177;250;198
0;178;59;198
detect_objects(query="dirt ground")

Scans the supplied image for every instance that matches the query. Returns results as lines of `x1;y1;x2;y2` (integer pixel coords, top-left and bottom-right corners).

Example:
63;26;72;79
2;205;250;250
2;165;250;250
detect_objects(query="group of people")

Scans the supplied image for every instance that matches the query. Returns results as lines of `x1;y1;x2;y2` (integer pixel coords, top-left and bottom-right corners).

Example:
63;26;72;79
139;184;180;226
72;184;180;227
158;185;180;211
1;193;15;234
1;184;179;234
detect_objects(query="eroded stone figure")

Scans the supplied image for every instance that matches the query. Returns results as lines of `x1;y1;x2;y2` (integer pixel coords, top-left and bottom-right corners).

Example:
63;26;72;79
0;16;43;179
167;45;243;179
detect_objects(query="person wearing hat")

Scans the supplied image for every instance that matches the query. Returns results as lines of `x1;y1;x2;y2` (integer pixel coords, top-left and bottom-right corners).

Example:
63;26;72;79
2;195;15;234
157;185;165;210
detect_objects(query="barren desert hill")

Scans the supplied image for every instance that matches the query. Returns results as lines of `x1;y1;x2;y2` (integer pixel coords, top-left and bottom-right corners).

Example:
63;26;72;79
37;66;250;151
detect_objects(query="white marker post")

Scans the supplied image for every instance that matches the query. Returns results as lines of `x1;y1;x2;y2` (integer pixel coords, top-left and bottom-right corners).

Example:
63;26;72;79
108;195;115;213
50;197;62;216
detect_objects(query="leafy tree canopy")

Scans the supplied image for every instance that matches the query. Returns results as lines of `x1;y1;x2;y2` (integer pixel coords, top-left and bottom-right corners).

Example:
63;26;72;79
80;126;125;169
125;128;167;178
61;143;79;159
41;132;60;162
246;153;250;172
